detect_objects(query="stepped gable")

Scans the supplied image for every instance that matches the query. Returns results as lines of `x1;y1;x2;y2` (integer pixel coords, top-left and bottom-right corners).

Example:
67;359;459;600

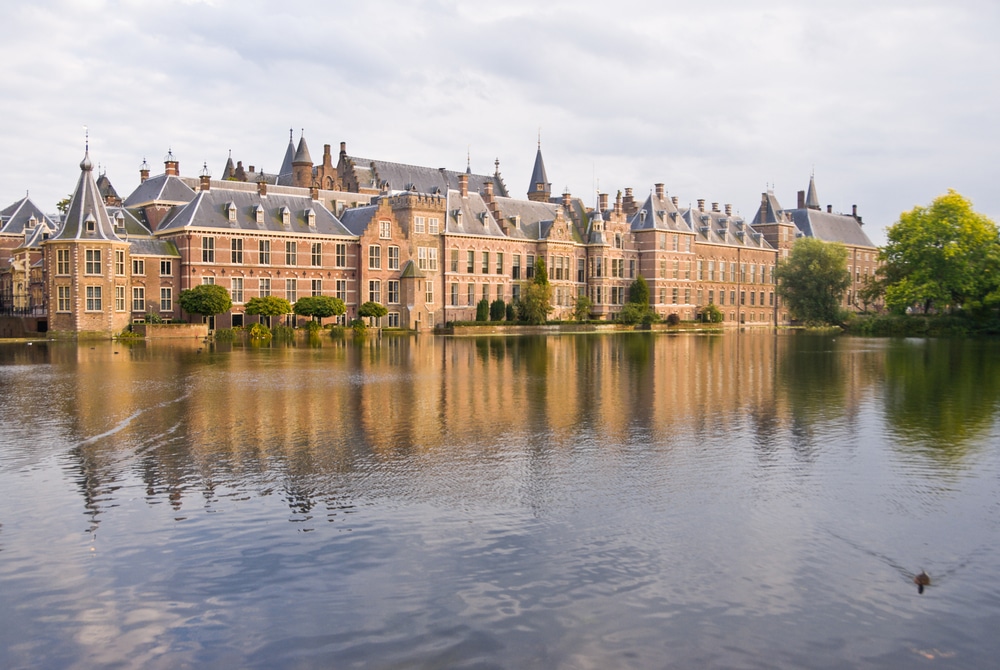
156;187;352;237
338;204;378;236
445;189;506;237
0;196;58;236
54;149;123;241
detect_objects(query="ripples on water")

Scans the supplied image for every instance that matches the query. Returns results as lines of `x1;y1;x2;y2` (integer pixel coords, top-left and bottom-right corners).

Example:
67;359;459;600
1;334;999;669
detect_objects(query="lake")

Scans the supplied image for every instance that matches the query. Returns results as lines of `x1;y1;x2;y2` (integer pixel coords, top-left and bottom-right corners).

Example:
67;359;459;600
1;332;998;669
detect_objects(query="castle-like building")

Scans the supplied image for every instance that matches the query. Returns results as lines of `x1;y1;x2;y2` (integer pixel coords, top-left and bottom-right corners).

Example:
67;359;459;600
0;133;878;336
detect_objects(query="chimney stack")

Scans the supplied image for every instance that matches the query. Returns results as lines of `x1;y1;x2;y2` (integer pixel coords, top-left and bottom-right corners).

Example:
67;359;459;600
797;190;806;209
257;174;267;197
598;192;609;212
139;160;150;184
459;173;468;197
164;151;179;177
615;190;623;215
562;190;572;209
725;203;732;216
697;199;706;211
712;202;719;212
655;183;665;198
827;204;832;213
310;183;319;200
339;141;347;156
671;196;679;207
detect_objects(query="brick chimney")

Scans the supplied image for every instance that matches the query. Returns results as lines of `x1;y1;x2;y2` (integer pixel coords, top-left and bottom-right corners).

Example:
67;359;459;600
199;175;211;191
712;202;719;212
623;187;638;215
672;196;679;207
139;159;150;183
697;199;705;211
797;190;806;209
339;141;347;157
164;150;179;176
257;175;268;197
310;183;319;200
655;183;665;199
562;190;572;209
459;173;468;197
614;190;623;215
725;203;732;216
598;192;608;212
827;204;832;213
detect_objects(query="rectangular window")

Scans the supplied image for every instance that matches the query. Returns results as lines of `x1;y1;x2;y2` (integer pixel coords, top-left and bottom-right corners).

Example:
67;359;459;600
740;264;747;283
115;285;126;312
413;216;425;234
231;238;244;264
482;284;489;302
708;261;715;281
740;291;746;305
388;280;400;304
388;312;400;328
260;277;271;297
85;249;101;275
467;250;475;273
202;276;215;285
259;239;271;265
685;237;692;253
160;259;172;276
450;249;459;273
730;290;736;305
428;217;440;235
159;287;171;312
673;260;679;279
697;260;703;281
672;234;679;251
335;243;346;268
368;279;381;304
427;247;438;271
659;288;665;304
232;277;244;303
57;286;71;312
468;283;475;305
719;290;725;306
451;282;458;306
335;280;346;301
697;289;703;306
132;258;144;276
526;255;535;278
750;265;756;284
684;288;691;304
132;286;145;312
512;284;521;302
54;249;72;276
285;241;297;266
629;259;636;278
115;250;126;276
285;279;297;303
750;291;756;306
368;245;381;270
202;237;215;263
718;261;726;282
577;259;585;284
86;286;102;311
672;288;679;304
481;251;489;274
311;279;322;297
512;254;521;280
379;220;391;239
496;252;504;275
311;243;322;267
418;247;427;270
659;233;666;250
685;261;691;280
426;280;434;304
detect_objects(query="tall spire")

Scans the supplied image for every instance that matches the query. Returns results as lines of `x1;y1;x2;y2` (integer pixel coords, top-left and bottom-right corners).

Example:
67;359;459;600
806;173;820;210
527;136;551;203
278;128;295;177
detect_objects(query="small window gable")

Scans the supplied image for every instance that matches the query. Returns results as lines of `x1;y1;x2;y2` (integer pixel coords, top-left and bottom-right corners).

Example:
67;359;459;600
226;201;238;224
280;206;291;228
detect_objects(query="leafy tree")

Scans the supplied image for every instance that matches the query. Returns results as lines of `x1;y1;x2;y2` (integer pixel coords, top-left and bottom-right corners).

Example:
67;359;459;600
178;283;232;319
245;295;291;327
294;295;346;322
516;257;552;325
617;302;647;325
476;299;490;322
56;194;73;215
775;237;851;325
881;190;1000;314
573;294;593;322
358;301;388;321
702;303;723;323
856;276;886;314
627;275;650;307
490;298;506;321
505;302;515;321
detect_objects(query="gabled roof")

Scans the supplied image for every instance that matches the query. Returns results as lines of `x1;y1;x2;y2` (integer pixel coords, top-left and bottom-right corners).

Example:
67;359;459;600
682;207;773;250
491;196;570;241
0;196;58;236
155;187;353;237
789;209;875;248
106;206;154;237
123;173;196;208
751;190;785;225
630;192;688;233
338;204;377;236
54;150;125;241
445;190;507;238
341;154;509;197
96;172;120;204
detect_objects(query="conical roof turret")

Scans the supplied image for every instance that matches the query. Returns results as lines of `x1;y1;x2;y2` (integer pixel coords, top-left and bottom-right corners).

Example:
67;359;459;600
293;132;312;165
806;174;820;210
527;141;551;202
56;147;121;240
278;128;295;177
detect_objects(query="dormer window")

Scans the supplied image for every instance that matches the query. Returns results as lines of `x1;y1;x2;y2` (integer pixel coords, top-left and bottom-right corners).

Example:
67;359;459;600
254;205;266;226
27;216;36;230
306;209;317;229
114;212;125;232
226;202;237;224
85;213;97;234
280;206;291;228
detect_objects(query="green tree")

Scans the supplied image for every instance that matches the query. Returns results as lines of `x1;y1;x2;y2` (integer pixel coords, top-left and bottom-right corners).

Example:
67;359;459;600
56;194;72;215
702;303;723;323
572;294;593;322
358;301;388;322
517;257;552;324
293;295;346;322
490;298;506;321
881;190;1000;314
617;302;647;325
775;237;851;325
245;295;292;327
476;299;490;322
627;275;650;307
178;283;232;320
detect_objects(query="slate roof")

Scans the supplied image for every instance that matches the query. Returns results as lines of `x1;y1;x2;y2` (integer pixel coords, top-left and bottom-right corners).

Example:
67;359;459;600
123;173;196;208
805;175;820;210
682;207;774;250
96;172;120;204
338;204;377;236
342;154;509;197
750;190;785;225
54;151;125;241
630;193;689;233
106;206;154;237
0;196;59;236
491;196;568;241
127;237;180;258
156;187;353;237
789;209;875;248
528;147;550;194
445;190;507;238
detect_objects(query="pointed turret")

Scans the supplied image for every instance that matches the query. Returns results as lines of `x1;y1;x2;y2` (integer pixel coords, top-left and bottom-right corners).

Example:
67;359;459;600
277;128;295;181
806;174;820;210
527;141;551;203
222;150;235;180
56;147;121;240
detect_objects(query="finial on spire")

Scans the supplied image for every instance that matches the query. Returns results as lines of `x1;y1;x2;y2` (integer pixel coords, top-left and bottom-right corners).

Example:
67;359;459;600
494;157;500;175
466;146;471;173
301;128;304;139
84;125;89;152
289;128;293;142
537;128;541;149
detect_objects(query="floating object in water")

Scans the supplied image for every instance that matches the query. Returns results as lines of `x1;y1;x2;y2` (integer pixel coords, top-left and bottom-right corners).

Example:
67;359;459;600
914;570;930;594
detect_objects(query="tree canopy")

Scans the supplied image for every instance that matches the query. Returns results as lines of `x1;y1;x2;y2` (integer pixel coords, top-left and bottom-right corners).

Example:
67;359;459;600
293;295;346;321
178;283;232;318
517;257;552;324
881;190;1000;314
627;275;649;307
775;237;851;325
244;295;292;317
358;301;388;319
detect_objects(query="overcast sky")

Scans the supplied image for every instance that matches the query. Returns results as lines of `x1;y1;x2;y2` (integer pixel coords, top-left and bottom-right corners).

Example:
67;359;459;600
1;0;997;244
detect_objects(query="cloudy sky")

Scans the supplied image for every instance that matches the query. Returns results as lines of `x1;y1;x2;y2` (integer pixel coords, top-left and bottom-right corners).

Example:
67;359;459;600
1;0;997;244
